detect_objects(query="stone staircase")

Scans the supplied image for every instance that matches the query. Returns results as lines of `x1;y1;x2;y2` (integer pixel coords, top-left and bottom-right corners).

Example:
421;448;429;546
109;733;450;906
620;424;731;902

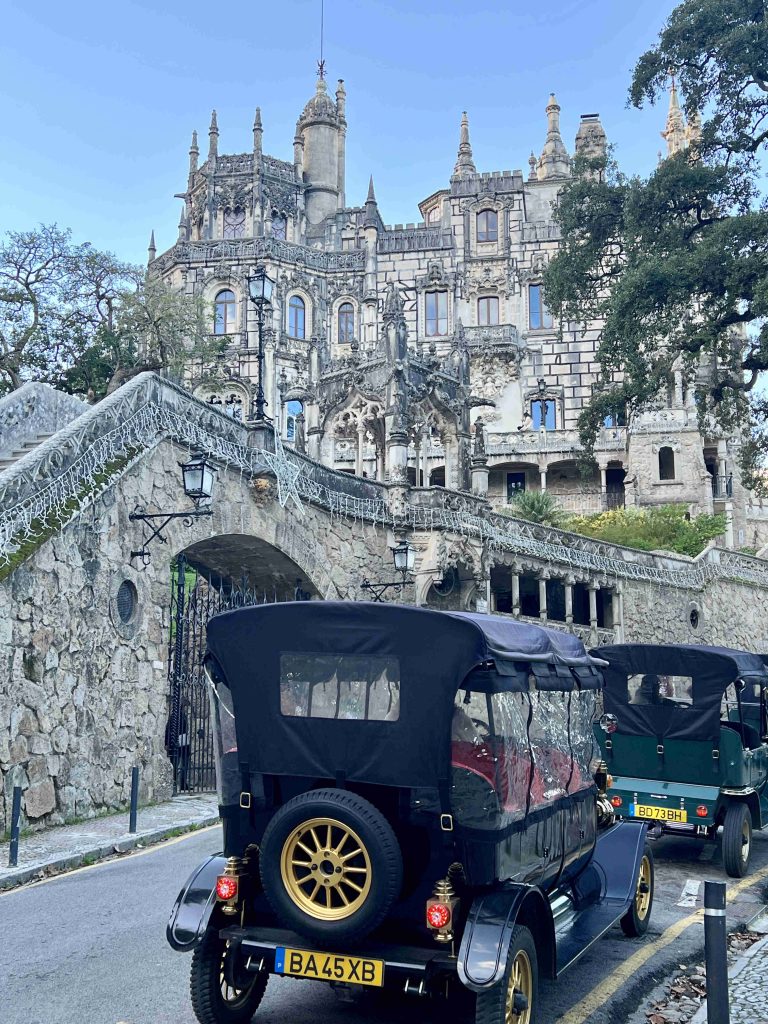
0;433;54;472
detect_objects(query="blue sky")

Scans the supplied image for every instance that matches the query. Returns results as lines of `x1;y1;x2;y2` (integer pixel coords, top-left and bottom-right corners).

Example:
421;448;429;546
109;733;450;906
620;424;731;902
0;0;680;266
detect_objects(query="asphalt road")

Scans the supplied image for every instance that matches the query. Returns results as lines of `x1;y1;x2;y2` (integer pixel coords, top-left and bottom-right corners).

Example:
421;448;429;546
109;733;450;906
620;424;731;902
1;825;766;1024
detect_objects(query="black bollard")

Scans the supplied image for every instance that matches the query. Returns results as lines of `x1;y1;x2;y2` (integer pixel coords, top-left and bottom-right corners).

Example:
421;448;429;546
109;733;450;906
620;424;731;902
128;766;139;834
8;786;22;868
704;880;729;1024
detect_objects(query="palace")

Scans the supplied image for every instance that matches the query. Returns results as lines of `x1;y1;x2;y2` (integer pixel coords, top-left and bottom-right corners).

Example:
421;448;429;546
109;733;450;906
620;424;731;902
149;74;755;541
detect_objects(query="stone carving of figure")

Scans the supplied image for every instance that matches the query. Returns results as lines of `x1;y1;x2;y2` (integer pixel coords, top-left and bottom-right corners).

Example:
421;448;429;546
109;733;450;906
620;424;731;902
294;412;306;453
384;280;405;316
474;416;486;456
396;318;408;361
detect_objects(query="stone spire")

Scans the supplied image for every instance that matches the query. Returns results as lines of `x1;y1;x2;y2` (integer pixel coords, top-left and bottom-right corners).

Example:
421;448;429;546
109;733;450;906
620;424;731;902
364;175;378;225
188;130;199;176
177;208;187;241
253;107;262;161
536;93;571;180
453;111;476;178
208;110;219;162
661;78;686;156
147;230;156;265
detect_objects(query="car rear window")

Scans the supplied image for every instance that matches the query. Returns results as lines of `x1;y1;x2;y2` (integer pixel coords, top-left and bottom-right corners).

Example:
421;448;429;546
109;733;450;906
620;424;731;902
628;673;692;707
280;653;401;721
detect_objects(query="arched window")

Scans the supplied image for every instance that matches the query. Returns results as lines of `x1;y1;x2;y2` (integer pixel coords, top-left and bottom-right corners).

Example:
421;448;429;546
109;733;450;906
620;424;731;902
529;284;553;329
425;291;448;336
477;296;499;326
214;289;237;335
272;214;287;241
659;447;676;480
477;209;498;243
288;295;306;339
338;302;355;344
223;209;245;239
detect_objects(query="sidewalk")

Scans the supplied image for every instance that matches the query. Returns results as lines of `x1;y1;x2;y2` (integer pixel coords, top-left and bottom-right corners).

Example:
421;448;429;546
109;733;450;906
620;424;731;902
690;911;768;1024
0;793;220;890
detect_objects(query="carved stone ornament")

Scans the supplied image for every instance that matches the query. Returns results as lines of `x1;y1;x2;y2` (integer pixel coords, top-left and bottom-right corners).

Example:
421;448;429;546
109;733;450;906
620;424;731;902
651;437;682;454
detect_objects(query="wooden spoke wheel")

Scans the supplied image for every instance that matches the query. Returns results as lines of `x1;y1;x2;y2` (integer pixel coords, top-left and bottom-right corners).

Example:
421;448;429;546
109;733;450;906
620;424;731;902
280;817;372;921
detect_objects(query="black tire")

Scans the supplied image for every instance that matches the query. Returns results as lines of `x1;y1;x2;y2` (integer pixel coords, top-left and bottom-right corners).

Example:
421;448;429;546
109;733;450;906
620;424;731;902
620;844;654;938
190;926;268;1024
259;788;403;945
722;802;752;878
475;924;538;1024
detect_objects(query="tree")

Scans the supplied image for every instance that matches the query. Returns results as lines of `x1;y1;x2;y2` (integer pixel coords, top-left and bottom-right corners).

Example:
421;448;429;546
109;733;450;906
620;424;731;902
502;490;565;527
544;0;768;481
0;224;218;398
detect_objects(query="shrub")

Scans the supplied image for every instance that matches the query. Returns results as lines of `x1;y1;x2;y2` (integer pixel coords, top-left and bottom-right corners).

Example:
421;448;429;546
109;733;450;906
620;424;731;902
563;504;726;557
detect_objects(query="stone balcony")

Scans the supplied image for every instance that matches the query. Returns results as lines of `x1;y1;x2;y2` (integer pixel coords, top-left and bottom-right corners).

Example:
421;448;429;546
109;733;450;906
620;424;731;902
461;324;522;353
484;426;627;460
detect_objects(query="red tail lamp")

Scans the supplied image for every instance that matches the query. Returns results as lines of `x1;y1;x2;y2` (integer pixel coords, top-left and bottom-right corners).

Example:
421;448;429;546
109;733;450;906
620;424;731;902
611;796;623;808
696;805;709;818
426;903;452;929
216;875;239;901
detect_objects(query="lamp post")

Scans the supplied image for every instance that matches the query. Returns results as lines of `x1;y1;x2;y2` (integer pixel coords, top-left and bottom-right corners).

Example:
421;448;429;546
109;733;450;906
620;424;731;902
248;266;275;422
361;540;416;602
129;452;216;565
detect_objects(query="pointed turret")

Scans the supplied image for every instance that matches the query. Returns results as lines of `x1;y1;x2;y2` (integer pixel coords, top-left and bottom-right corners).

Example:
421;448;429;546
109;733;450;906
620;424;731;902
253;107;262;162
177;207;188;241
296;76;343;226
208;110;219;162
453;111;476;178
536;93;571;180
364;175;378;225
188;130;199;176
661;78;686;156
147;230;156;265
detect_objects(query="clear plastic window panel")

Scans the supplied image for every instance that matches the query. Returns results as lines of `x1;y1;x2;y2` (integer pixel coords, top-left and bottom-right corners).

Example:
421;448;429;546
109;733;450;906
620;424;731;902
280;654;400;722
570;688;600;789
207;676;239;805
628;674;693;707
527;691;572;807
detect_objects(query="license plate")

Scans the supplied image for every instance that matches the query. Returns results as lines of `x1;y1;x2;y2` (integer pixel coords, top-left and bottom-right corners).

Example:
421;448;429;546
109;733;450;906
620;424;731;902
631;803;687;823
274;946;384;987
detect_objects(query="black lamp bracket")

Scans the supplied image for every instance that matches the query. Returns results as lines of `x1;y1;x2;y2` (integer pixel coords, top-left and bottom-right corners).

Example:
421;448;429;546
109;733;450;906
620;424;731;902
129;504;213;565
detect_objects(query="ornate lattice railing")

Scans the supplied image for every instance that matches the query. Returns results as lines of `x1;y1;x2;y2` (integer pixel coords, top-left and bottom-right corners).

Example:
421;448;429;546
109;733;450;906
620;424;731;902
2;372;768;594
152;237;365;274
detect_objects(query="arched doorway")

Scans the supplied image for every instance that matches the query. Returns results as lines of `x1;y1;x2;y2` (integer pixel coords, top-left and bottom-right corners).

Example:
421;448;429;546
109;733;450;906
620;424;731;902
167;535;321;793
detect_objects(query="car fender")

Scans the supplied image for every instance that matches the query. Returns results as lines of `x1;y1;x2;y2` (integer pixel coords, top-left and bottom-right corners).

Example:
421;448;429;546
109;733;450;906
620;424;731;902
457;885;555;992
166;853;227;952
587;819;648;911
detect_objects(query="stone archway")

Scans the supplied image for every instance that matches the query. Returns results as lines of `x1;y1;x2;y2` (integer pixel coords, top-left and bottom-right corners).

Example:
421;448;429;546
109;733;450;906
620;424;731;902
166;534;321;793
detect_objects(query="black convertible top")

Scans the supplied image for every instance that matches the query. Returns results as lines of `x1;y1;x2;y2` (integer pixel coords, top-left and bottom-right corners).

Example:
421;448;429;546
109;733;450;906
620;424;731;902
596;643;768;742
206;602;602;790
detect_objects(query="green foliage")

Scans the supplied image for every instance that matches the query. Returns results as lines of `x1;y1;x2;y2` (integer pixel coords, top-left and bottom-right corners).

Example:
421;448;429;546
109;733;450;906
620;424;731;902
564;504;726;557
501;490;565;527
543;0;768;479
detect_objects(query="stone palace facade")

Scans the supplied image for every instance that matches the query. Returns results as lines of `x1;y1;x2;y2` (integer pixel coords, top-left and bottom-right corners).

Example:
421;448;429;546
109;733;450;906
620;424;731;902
149;74;757;542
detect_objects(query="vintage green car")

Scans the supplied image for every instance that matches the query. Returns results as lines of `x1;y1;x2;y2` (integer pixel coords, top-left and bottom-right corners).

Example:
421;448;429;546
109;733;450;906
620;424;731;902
594;643;768;877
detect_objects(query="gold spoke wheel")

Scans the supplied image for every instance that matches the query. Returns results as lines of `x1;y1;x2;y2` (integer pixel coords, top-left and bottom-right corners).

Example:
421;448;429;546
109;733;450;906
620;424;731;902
504;949;533;1024
280;816;372;921
635;854;652;920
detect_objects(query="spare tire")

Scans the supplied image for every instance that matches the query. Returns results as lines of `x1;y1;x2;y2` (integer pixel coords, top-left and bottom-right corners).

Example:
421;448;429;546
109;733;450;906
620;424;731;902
259;789;403;944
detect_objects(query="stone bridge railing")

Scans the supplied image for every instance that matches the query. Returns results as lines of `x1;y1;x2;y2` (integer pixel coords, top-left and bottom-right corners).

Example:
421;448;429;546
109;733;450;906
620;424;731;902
2;373;768;595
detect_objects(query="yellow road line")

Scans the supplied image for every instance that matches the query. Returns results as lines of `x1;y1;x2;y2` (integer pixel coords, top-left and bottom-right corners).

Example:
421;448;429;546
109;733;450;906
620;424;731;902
556;860;768;1024
0;823;220;897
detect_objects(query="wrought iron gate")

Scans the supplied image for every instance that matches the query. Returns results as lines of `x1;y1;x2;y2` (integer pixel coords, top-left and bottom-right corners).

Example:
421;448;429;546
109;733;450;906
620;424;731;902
166;555;307;794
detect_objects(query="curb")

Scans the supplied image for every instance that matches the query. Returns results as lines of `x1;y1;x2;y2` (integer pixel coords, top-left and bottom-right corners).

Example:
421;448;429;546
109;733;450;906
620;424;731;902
0;813;220;892
689;931;768;1024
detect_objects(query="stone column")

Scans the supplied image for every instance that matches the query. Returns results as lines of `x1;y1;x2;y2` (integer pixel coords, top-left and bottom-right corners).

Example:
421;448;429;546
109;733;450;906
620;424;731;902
588;581;599;642
725;501;735;548
615;585;625;642
511;570;520;617
564;575;575;626
356;424;366;478
599;466;607;507
444;437;452;490
421;427;430;487
538;571;549;622
376;446;385;482
539;467;547;492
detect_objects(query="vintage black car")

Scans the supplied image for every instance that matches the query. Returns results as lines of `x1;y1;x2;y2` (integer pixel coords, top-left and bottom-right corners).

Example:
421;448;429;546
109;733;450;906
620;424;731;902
595;643;768;877
167;602;653;1024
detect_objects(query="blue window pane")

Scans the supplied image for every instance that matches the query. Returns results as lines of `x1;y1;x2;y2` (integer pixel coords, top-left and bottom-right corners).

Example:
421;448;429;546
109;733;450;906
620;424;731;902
532;400;556;429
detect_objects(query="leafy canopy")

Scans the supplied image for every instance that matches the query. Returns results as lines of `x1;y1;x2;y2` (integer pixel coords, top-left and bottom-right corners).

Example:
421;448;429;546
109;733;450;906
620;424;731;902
544;0;768;480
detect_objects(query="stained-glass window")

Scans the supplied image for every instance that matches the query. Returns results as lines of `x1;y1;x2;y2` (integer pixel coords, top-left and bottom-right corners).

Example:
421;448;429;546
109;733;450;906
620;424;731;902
426;291;448;336
338;302;354;343
477;209;498;243
223;209;245;239
477;296;499;326
214;290;236;335
288;295;306;339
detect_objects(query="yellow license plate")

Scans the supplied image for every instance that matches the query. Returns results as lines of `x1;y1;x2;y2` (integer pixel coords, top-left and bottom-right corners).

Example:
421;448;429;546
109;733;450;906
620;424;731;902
631;803;687;823
275;946;384;987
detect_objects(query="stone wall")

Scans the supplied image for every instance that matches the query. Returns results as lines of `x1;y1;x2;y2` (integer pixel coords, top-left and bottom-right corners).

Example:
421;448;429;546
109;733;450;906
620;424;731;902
0;439;392;834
